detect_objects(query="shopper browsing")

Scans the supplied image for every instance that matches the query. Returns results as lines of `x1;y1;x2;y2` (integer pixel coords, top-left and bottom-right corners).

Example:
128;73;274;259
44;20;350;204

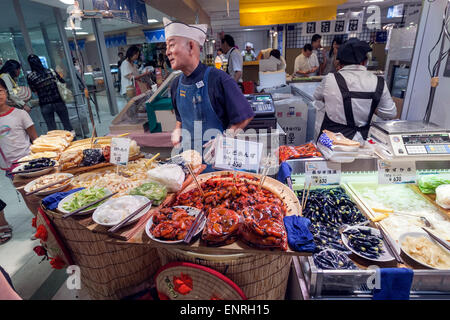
120;45;150;98
313;38;397;141
0;60;32;112
221;35;243;83
259;49;286;72
294;44;319;77
26;54;73;131
0;78;37;172
164;17;254;172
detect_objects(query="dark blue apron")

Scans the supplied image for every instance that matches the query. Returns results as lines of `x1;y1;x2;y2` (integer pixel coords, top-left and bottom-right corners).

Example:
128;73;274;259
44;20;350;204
176;67;224;173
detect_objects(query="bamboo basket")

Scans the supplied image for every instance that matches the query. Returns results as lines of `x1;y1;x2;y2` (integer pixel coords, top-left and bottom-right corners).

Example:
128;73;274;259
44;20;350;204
157;248;292;300
45;209;161;300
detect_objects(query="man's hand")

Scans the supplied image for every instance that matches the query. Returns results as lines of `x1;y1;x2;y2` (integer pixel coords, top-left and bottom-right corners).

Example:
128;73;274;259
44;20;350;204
171;127;181;147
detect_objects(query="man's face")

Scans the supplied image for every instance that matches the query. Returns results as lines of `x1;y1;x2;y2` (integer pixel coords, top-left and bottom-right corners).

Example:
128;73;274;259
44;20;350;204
303;50;312;58
246;46;252;52
312;39;321;49
221;41;229;53
166;36;191;71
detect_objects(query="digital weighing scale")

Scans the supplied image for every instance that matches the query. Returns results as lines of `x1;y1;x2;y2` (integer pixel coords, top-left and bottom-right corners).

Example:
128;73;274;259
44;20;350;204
244;93;277;130
368;120;450;160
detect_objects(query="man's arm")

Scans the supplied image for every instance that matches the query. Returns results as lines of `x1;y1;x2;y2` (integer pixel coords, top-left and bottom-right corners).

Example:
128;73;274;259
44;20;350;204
233;71;242;82
229;117;253;134
171;121;182;146
375;83;397;119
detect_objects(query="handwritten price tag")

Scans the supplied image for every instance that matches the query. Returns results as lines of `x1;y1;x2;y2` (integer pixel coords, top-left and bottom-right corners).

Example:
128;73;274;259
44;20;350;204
378;160;416;184
305;161;341;186
110;138;131;166
214;136;263;173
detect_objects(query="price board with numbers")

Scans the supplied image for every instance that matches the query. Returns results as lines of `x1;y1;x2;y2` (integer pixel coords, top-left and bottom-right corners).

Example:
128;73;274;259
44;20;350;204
378;160;416;184
110;137;131;166
305;161;341;186
214;136;263;173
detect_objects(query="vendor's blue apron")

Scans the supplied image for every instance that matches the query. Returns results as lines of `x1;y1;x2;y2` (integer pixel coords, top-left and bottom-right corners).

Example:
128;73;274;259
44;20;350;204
176;67;224;173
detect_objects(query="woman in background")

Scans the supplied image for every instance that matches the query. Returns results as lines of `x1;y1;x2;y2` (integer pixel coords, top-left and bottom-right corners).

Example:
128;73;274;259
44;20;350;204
0;60;31;112
27;54;73;131
322;37;343;75
120;45;149;99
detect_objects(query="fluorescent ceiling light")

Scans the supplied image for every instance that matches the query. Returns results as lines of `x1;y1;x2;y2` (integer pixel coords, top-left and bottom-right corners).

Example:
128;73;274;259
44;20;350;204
337;13;345;16
243;28;254;31
65;26;82;30
60;0;75;4
147;19;159;23
364;0;384;3
75;32;88;35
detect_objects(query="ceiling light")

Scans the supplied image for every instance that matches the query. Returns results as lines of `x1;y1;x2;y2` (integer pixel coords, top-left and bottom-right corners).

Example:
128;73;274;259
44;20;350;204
364;0;384;3
75;31;88;35
147;19;159;23
60;0;75;4
243;28;254;31
337;13;345;16
65;26;82;30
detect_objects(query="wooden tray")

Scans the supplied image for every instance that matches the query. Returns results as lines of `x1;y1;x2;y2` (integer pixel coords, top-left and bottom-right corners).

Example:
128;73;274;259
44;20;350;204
130;171;310;256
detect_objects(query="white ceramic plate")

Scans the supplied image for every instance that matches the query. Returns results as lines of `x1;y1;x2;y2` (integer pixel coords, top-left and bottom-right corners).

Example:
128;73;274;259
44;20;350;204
92;195;151;227
58;188;112;216
12;161;57;178
145;206;205;244
24;173;73;196
399;232;450;270
341;225;396;262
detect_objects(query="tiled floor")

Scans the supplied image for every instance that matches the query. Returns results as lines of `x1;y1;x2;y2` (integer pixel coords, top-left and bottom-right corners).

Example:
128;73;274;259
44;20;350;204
0;92;128;300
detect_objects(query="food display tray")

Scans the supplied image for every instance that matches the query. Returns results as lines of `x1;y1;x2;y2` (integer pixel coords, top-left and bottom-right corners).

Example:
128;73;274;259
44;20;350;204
409;185;450;220
287;182;450;299
61;153;144;175
131;171;310;256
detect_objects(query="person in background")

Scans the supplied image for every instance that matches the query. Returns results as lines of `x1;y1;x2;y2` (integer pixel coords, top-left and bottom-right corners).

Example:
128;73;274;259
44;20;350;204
241;42;256;62
0;60;31;112
313;38;396;141
216;48;226;62
322;37;343;75
311;34;324;75
163;17;254;172
27;54;73;132
0;265;21;299
120;45;149;98
117;52;125;68
0;199;12;245
221;35;243;83
214;48;226;70
259;49;286;72
72;57;81;74
294;44;319;77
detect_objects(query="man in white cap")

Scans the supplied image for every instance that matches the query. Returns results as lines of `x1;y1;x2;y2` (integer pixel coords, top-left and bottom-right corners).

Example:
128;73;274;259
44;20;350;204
164;18;254;172
241;42;256;62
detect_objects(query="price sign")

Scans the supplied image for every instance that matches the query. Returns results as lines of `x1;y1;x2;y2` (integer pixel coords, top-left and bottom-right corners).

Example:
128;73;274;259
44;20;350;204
305;161;341;186
110;137;131;166
378;160;416;184
214;136;263;173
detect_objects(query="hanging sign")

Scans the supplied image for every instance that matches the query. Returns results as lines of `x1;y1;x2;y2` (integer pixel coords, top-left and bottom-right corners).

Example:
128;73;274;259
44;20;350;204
378;160;416;184
110;138;131;166
305;161;341;186
214;136;263;173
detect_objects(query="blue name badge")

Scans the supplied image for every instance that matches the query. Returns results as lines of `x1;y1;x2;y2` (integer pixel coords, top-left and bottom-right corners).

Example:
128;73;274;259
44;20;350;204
196;81;204;89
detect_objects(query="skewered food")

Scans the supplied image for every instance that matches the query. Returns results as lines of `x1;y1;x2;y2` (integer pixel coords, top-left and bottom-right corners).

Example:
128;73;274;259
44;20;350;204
202;208;243;246
81;148;105;167
58;150;83;171
174;173;288;250
45;130;74;143
278;143;322;162
129;182;167;205
62;187;107;212
343;228;385;259
147;164;185;192
23;158;55;170
31;133;71;153
64;137;140;157
151;207;196;241
401;236;450;269
298;187;367;252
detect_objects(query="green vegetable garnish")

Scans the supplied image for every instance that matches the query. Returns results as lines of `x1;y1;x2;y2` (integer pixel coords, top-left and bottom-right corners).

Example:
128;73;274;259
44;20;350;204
129;182;167;205
418;174;450;194
62;187;107;212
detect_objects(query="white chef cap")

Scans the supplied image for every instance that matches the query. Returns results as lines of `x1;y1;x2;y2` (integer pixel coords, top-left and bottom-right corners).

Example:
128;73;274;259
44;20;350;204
245;42;254;48
163;17;208;46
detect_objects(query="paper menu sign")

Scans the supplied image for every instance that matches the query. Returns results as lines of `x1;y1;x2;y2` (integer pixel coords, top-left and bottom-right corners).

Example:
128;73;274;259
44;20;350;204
110;138;131;166
214;136;263;173
305;161;341;186
378;160;416;184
